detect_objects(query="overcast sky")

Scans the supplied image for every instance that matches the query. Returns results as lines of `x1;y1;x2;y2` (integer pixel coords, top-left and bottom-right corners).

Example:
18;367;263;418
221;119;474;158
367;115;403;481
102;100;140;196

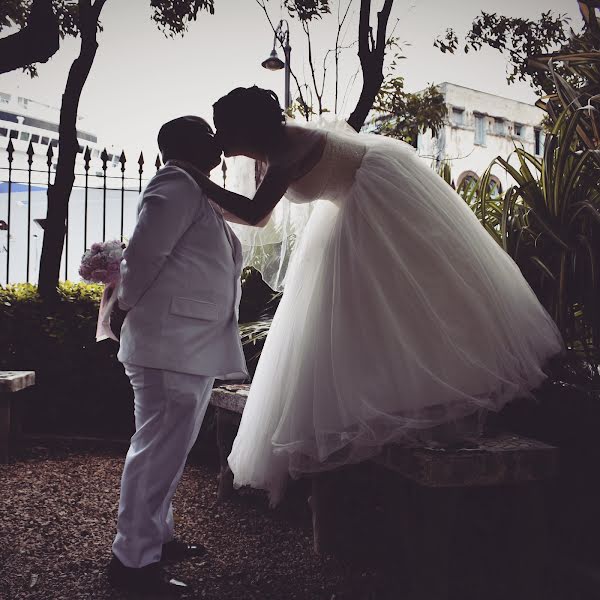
0;0;580;160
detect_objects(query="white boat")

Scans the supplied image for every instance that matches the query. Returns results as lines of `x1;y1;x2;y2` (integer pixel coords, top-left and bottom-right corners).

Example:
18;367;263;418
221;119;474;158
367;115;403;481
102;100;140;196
0;91;124;180
0;92;142;285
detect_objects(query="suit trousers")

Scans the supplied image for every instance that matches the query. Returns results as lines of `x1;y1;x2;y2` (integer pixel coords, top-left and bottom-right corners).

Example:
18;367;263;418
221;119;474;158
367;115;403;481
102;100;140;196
112;364;214;568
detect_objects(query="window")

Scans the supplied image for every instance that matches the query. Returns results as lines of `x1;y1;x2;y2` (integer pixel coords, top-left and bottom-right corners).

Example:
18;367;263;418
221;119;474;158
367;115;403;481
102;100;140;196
78;131;97;144
474;114;486;145
9;130;18;139
513;123;524;138
17;97;29;109
458;171;479;194
77;144;84;154
31;134;40;144
41;136;50;145
493;118;505;136
0;92;9;104
0;127;7;137
92;149;100;158
534;128;545;155
452;107;465;126
488;176;503;198
22;116;58;134
19;131;30;141
50;139;58;147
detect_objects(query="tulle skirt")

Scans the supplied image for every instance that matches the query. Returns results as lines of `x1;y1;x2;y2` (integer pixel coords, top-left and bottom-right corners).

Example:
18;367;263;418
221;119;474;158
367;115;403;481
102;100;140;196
228;134;564;506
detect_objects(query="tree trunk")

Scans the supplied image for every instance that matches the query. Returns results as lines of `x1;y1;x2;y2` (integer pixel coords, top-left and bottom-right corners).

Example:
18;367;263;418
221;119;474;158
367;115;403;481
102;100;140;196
347;0;394;132
38;0;106;300
0;0;60;75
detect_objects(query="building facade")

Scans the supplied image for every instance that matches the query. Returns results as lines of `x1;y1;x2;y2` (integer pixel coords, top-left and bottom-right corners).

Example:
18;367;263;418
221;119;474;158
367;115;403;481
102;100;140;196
416;82;546;193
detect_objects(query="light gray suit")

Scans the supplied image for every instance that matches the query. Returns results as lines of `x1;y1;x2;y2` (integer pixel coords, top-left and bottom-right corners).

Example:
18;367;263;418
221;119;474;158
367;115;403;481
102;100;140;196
117;163;247;380
113;164;247;568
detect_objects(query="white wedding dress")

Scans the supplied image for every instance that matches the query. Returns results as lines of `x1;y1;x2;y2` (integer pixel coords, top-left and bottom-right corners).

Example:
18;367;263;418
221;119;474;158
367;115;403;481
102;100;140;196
227;121;564;506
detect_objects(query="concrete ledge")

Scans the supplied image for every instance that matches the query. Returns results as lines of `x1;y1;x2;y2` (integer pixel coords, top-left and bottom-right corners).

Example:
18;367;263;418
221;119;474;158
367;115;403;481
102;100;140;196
0;371;36;393
375;433;559;487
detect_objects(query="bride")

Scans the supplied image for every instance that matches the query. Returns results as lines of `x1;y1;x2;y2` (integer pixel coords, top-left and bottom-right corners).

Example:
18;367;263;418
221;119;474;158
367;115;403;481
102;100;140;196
177;86;563;506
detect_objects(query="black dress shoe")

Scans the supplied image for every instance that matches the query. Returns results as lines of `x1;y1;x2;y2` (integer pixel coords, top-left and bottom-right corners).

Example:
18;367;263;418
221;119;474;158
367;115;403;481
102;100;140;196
161;539;207;562
108;555;189;596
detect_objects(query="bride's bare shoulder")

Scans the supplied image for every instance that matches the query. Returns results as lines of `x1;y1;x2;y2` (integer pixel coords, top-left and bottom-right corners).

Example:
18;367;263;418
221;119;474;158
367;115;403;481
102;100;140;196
267;122;325;165
263;122;325;182
284;120;325;140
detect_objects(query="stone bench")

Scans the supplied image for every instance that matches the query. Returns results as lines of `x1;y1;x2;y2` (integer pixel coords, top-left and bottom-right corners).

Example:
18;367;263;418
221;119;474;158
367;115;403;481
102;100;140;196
209;384;249;500
209;386;559;597
391;435;558;599
313;434;559;599
0;371;36;463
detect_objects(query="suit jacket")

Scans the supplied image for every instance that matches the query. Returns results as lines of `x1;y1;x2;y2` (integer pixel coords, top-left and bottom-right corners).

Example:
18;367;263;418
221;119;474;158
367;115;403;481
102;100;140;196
117;163;248;380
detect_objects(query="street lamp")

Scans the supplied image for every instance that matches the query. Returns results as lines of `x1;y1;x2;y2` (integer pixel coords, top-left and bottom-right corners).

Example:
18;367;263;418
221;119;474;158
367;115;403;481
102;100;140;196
261;20;291;110
261;49;285;71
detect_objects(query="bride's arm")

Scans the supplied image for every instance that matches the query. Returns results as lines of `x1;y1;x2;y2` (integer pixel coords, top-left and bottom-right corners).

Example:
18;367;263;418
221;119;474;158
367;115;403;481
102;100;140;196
174;161;290;227
211;201;273;227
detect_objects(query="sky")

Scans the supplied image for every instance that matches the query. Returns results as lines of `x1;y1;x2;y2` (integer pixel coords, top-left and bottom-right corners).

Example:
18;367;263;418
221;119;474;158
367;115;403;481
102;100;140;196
0;0;580;160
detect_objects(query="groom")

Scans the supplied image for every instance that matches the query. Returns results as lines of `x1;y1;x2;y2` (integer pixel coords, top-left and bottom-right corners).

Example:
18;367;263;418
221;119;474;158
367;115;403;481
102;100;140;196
108;115;248;595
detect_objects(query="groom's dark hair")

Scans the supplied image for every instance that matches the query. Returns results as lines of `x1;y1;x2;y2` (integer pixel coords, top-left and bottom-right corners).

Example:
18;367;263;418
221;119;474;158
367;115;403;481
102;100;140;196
158;116;215;163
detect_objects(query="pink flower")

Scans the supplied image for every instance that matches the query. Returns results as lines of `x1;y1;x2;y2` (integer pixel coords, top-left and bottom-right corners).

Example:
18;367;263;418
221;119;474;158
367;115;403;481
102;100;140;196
91;269;108;282
90;254;106;269
79;239;126;284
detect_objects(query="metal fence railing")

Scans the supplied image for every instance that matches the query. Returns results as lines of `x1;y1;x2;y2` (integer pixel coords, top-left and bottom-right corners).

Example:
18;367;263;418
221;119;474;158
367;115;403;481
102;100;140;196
0;138;232;286
0;139;162;286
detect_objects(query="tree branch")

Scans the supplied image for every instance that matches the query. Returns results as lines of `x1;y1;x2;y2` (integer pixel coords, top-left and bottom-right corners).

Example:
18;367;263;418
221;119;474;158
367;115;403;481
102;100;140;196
357;0;371;62
347;0;395;132
304;22;324;113
375;0;393;57
335;0;354;113
0;0;59;75
38;0;107;298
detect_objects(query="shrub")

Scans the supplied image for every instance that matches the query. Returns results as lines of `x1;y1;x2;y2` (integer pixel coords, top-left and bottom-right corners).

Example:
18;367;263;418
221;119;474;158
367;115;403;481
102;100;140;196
0;273;276;435
0;282;133;435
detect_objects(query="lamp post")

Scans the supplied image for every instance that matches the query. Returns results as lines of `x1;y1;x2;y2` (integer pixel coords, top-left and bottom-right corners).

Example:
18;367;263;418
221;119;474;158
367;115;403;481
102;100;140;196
261;20;291;110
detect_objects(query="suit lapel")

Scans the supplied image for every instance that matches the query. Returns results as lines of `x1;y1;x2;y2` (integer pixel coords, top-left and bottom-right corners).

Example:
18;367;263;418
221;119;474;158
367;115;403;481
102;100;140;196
209;201;239;262
228;224;243;269
164;159;242;268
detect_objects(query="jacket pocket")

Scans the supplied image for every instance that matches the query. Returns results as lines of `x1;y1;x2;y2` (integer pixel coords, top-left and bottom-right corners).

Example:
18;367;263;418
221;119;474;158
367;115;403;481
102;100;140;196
170;296;219;321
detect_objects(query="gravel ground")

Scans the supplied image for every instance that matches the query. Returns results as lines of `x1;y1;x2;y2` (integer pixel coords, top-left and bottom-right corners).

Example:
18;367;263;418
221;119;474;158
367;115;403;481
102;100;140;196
0;439;405;600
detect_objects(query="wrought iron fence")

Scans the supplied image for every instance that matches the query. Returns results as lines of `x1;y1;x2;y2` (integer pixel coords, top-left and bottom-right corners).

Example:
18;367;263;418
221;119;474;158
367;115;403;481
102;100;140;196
1;139;230;286
0;139;164;286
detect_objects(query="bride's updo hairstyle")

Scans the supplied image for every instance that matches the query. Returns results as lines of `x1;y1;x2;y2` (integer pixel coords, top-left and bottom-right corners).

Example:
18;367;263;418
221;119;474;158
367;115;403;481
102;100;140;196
213;86;286;154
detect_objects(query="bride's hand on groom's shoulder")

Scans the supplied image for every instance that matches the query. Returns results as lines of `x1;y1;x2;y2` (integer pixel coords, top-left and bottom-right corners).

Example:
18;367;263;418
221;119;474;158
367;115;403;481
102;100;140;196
169;159;211;192
171;159;203;179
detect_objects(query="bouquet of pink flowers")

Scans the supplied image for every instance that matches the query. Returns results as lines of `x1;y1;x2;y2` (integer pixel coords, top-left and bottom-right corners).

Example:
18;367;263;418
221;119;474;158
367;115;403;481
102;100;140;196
79;240;126;342
79;240;126;285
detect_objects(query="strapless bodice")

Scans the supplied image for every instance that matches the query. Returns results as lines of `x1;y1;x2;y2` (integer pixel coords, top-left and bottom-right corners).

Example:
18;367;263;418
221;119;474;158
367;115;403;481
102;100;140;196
286;130;367;204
